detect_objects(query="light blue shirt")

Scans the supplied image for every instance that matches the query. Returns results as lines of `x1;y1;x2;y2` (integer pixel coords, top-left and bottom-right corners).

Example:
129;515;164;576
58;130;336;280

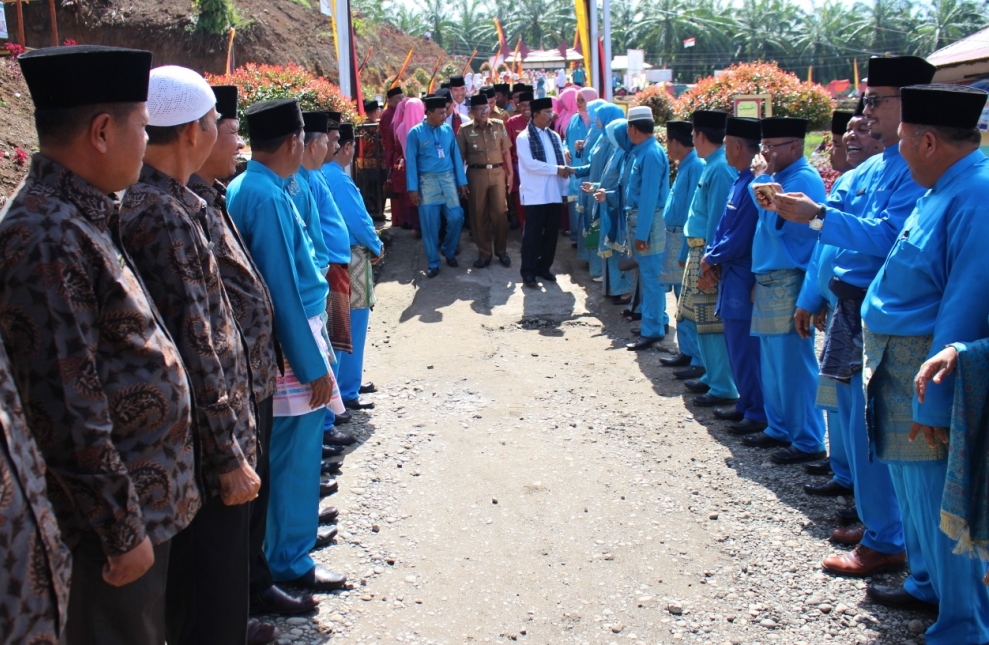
663;150;704;229
290;169;330;272
565;114;589;195
626;137;671;242
684;147;738;242
405;121;467;192
750;156;826;273
322;161;383;255
308;167;352;266
862;150;989;428
820;145;926;289
227;161;329;383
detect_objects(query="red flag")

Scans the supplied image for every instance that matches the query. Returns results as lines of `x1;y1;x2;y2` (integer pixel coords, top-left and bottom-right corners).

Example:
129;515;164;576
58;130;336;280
558;40;568;62
683;37;696;47
518;39;531;61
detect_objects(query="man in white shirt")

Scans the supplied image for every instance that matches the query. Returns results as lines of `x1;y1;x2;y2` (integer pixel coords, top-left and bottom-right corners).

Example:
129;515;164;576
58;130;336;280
450;75;470;118
516;97;574;287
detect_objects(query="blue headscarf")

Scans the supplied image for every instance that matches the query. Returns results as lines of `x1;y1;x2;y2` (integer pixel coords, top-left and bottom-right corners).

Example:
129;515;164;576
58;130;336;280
582;99;609;157
595;104;625;131
606;119;630;152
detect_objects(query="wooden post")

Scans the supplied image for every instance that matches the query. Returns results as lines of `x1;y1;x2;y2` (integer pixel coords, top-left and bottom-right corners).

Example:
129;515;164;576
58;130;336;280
48;0;58;45
15;0;26;46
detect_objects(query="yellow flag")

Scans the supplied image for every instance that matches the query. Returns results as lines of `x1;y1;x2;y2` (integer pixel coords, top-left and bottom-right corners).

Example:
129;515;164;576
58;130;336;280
853;58;860;90
574;0;591;74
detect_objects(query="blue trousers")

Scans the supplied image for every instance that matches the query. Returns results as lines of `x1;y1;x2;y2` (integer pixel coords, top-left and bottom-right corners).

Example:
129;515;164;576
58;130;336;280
697;332;738;400
419;203;463;269
634;252;665;340
759;332;826;453
837;373;904;554
337;307;370;402
724;318;765;423
587;250;602;277
265;409;325;581
604;254;632;296
677;319;703;367
568;201;578;242
825;409;854;489
888;461;989;645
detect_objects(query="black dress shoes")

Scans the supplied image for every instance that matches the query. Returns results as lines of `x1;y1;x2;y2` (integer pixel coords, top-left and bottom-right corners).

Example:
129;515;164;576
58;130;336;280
473;258;491;268
866;584;939;612
713;408;744;421
683;378;710;393
804;459;833;476
319;505;339;524
536;270;556;282
323;427;356;446
426;267;439;278
321;458;343;474
727;418;768;435
343;397;374;410
314;524;337;549
692;393;737;407
319;477;338;497
522;275;538;288
334;410;352;425
359;382;377;394
322;444;345;459
771;446;827;465
742;431;791;448
249;584;319;616
446;256;459;268
286;565;347;592
803;478;854;496
626;336;662;351
836;506;860;525
660;353;691;367
673;365;705;380
498;254;511;267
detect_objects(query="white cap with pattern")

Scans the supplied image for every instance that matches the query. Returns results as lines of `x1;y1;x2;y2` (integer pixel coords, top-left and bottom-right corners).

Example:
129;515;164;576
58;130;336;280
627;106;653;123
146;65;216;127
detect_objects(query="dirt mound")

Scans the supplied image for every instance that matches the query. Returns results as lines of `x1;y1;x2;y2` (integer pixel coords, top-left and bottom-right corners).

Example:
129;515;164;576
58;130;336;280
0;59;37;200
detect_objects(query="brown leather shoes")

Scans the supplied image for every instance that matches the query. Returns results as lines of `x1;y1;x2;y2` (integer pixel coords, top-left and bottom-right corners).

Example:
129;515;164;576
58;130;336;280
822;545;906;577
831;525;865;545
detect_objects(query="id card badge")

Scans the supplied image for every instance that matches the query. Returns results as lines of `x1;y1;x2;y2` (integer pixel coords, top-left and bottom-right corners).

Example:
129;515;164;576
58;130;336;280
435;141;445;159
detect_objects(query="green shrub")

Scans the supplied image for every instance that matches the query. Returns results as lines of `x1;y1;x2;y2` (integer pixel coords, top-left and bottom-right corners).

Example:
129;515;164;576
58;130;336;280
630;85;675;125
194;0;234;36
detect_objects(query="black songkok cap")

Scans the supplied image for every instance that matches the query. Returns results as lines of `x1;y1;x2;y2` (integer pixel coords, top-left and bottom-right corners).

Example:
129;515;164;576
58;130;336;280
867;56;936;88
440;82;451;89
691;110;728;130
338;123;355;143
831;111;854;135
386;86;404;98
435;88;453;103
480;86;494;96
246;98;303;141
325;110;342;124
530;97;553;112
494;83;510;93
726;117;761;141
449;75;466;88
424;96;447;111
512;83;527;94
469;95;489;107
364;99;379;112
760;117;808;139
666;120;693;140
19;45;153;110
518;92;534;103
901;83;988;129
853;95;866;116
302;111;329;133
212;85;238;121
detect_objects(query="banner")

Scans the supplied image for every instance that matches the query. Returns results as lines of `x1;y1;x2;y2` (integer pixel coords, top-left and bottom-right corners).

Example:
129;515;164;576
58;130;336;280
391;47;415;89
573;0;591;74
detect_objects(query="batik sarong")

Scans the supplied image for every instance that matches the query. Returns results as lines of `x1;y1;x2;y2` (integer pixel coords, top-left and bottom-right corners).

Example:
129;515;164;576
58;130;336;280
751;269;803;336
676;240;722;334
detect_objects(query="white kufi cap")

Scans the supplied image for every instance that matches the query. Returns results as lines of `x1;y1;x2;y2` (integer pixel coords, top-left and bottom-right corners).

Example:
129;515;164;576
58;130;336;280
627;106;653;123
147;65;216;127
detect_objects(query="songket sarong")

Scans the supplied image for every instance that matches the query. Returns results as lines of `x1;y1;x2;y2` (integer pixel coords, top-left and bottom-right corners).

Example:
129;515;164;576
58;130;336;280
659;226;685;285
816;375;838;410
273;313;346;417
676;240;722;335
862;327;939;462
419;171;460;207
625;209;666;256
751;269;803;336
349;246;378;310
325;263;352;353
941;338;989;560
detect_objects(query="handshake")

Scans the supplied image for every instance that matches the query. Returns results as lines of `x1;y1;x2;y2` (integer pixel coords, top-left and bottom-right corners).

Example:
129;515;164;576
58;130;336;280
556;166;576;178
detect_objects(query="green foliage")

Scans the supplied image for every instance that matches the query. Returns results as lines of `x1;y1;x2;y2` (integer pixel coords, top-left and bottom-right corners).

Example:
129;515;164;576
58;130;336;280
630;85;676;124
194;0;234;36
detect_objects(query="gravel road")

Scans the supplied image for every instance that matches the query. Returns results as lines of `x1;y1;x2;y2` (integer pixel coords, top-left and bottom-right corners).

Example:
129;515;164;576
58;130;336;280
261;227;935;645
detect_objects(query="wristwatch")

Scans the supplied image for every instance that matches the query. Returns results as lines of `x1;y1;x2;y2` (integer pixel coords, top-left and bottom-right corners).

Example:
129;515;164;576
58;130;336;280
809;204;826;231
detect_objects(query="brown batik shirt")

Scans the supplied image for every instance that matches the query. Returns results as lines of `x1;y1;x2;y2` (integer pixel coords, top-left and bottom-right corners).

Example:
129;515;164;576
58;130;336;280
188;175;279;404
120;164;256;498
0;339;71;644
0;154;200;557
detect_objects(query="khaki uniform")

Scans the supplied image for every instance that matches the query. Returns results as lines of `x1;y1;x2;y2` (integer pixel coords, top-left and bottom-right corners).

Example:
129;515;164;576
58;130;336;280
457;118;512;260
491;105;510;122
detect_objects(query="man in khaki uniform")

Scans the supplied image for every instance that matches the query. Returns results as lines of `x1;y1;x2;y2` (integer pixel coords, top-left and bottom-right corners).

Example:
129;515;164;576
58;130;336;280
457;94;513;268
486;87;510;122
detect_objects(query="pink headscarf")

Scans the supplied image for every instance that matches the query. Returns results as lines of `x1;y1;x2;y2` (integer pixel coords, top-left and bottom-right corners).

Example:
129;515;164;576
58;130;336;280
395;98;425;157
554;87;579;136
578;87;599;125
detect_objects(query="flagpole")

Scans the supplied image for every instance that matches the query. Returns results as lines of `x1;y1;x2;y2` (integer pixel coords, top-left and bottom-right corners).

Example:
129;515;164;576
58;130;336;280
602;0;612;100
589;0;600;92
335;0;352;99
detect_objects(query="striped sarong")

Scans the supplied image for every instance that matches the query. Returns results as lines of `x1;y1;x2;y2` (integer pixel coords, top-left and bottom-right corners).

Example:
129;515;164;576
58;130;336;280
660;226;685;285
349;246;377;309
273;313;346;418
862;327;940;462
676;241;723;335
325;263;352;353
816;375;838;410
751;269;803;336
625;208;666;256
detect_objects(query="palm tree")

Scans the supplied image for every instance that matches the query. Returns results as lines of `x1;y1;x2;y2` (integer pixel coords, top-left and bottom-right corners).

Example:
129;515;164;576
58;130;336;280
913;0;989;52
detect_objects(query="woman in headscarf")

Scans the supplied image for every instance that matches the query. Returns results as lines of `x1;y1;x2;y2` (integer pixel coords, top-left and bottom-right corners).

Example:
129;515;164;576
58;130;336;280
392;97;425;235
593;118;634;299
573;101;622;279
555;87;579;138
563;89;595;241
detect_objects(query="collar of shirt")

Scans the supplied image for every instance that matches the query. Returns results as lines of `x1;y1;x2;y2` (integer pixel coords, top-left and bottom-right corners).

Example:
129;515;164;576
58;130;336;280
138;163;207;213
882;143;901;163
632;137;655;157
246;159;293;189
28;154;118;231
776;155;811;182
704;146;726;166
188;174;219;206
680;149;699;168
931;149;985;195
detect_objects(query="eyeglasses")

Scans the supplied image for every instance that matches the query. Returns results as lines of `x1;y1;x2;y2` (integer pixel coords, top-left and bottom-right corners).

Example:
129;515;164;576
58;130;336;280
760;140;799;152
862;94;901;109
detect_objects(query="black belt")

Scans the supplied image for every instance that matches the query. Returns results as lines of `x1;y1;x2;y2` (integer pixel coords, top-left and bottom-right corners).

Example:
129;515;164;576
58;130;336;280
468;163;503;169
828;277;867;301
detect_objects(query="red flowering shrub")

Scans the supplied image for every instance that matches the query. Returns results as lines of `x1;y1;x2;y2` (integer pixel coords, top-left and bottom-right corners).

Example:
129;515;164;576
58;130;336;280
13;148;29;166
62;39;78;46
205;63;359;136
810;133;842;193
674;62;834;129
631;84;675;124
4;43;26;58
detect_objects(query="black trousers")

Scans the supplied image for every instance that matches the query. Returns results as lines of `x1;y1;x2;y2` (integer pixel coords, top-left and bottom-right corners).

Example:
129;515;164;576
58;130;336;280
64;533;171;645
520;202;561;278
165;494;250;645
249;396;274;595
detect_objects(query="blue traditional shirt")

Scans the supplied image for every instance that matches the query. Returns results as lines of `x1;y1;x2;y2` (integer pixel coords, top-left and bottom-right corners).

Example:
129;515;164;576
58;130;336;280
664;150;704;229
322;161;383;255
684;147;738;242
704;168;757;320
289;169;330;272
565;114;589;196
227;161;329;383
626;137;671;243
308;167;352;265
405;121;467;192
862;150;989;428
750;156;826;273
820;145;926;289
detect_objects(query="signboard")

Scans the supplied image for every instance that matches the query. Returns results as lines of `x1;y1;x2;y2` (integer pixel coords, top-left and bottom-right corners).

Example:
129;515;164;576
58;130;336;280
645;69;672;83
626;49;644;76
0;4;8;40
733;94;772;119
